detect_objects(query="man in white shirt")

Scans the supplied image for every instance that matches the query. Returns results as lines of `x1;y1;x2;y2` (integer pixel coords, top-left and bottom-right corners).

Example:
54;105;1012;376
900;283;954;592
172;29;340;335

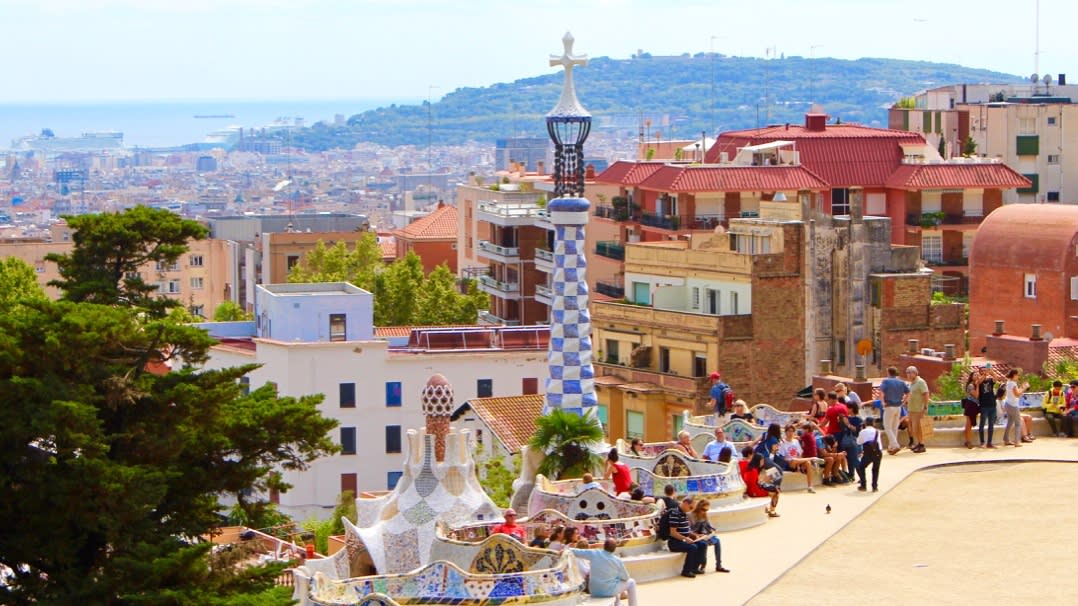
701;428;740;462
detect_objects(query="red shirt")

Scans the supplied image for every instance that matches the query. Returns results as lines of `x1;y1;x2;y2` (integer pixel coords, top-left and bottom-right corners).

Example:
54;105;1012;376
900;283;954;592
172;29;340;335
825;402;849;436
491;522;526;541
799;431;818;457
739;460;771;498
610;462;632;494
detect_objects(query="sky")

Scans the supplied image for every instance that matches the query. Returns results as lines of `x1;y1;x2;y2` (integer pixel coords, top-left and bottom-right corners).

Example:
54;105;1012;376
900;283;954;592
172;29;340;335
0;0;1070;103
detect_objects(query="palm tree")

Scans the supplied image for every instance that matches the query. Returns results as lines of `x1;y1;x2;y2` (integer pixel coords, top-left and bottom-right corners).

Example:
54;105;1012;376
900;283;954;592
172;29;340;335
528;409;605;480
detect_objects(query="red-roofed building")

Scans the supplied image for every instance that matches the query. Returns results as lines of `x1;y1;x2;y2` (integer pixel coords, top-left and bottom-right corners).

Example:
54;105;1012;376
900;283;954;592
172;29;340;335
392;201;458;274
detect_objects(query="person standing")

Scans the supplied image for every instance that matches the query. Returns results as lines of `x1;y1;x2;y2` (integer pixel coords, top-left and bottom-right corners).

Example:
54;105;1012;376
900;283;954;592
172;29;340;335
856;417;883;492
570;539;639;606
879;367;909;454
905;366;929;453
976;367;999;448
1002;369;1029;447
708;372;731;417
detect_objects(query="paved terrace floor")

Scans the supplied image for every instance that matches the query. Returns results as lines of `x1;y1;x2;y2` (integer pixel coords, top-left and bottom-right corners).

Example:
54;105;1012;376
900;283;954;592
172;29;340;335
636;439;1078;605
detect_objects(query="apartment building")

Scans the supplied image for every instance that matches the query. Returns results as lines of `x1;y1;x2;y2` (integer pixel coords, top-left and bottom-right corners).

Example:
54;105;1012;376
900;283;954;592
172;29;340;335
391;201;458;274
199;282;550;517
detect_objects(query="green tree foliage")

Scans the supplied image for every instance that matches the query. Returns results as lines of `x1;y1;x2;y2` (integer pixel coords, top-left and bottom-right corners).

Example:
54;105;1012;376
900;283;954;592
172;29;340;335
213;300;252;321
0;256;47;308
934;359;971;401
962;136;978;156
46;206;209;317
475;441;521;508
528;409;605;480
0;211;340;605
288;239;489;326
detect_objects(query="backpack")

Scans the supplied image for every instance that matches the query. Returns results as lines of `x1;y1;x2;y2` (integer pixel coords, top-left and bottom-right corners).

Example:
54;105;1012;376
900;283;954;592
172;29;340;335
861;429;881;458
994;384;1006;400
657;507;672;540
725;389;736;411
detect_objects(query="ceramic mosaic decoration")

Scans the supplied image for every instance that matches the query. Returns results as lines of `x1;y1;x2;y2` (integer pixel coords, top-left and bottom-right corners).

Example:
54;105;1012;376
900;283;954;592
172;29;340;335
613;441;746;503
526;475;658;521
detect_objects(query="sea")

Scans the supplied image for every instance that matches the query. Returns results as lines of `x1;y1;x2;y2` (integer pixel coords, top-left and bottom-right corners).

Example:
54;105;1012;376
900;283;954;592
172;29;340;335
0;98;422;150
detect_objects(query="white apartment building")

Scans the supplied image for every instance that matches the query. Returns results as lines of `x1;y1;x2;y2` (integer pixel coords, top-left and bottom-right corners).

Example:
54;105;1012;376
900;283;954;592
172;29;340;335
200;282;550;518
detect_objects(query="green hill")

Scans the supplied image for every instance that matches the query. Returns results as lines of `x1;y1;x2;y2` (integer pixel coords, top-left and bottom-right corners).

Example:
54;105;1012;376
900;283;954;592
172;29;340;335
280;54;1021;150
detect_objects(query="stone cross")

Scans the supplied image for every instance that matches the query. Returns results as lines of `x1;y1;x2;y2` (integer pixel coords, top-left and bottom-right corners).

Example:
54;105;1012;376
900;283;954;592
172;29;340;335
548;32;589;117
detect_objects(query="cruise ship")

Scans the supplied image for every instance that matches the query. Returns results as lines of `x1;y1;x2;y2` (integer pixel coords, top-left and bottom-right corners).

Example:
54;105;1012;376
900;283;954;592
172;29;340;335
196;126;243;150
11;130;124;153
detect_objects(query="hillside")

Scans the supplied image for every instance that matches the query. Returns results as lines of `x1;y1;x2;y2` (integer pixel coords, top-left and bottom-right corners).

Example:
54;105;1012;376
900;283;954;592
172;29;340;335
279;54;1021;150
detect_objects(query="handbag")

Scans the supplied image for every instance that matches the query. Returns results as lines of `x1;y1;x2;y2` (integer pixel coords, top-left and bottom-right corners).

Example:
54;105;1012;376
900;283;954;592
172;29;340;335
919;414;935;438
861;429;881;458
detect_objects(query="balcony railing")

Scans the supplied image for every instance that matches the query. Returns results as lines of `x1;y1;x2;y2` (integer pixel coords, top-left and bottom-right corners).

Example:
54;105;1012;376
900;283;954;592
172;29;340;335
595;241;625;260
594;206;630;221
534;284;553;304
478;310;521;326
595;280;625;298
534;248;554;263
688;214;726;230
640;212;681;230
479;275;520;293
478;240;520;258
476;200;545;219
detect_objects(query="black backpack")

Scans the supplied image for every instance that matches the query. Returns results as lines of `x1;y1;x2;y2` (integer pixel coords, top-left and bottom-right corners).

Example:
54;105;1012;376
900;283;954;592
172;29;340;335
657;507;672;540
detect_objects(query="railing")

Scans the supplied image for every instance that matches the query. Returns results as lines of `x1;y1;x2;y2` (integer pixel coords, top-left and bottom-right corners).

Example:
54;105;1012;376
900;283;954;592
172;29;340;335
476;200;545;219
640;212;681;230
688;214;726;230
534;285;553;300
594;206;630;221
477;240;520;258
478;310;521;326
595;241;625;260
479;275;520;293
534;248;554;263
595;280;625;298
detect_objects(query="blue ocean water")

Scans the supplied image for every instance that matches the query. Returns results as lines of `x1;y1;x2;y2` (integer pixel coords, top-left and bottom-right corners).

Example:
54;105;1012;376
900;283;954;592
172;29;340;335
0;98;421;150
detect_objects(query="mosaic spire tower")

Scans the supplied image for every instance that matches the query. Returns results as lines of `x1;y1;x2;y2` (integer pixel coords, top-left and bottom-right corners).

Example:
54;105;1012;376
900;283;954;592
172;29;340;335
546;32;592;198
543;197;598;418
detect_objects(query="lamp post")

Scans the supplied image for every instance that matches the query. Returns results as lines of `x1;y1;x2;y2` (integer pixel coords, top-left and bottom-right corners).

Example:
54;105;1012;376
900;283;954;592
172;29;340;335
546;32;591;198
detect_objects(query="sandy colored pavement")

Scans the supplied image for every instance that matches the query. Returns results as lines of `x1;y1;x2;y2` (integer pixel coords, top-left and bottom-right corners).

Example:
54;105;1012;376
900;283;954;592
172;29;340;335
635;439;1078;605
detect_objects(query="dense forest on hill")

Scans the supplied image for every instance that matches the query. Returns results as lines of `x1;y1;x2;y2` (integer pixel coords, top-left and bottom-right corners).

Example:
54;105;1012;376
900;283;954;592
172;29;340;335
270;54;1021;150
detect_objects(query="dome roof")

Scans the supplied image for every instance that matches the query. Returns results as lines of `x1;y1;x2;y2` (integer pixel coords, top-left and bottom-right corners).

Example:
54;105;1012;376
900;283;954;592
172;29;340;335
970;204;1078;272
547;197;590;212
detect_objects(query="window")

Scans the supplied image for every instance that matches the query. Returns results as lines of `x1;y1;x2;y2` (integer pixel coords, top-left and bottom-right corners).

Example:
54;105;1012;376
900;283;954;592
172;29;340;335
694;354;708;378
522;377;539;394
329;313;346;341
672;414;684;436
1048;154;1061;164
632;282;649;305
831;188;851;215
659;347;671;373
189;254;204;267
870;279;881;307
1019;174;1039;194
1025;274;1037;298
626;410;645;440
239;376;250;396
477;379;493;398
340;382;356;408
921;234;943;263
341;473;357;495
706;288;719;314
1016;135;1039;155
729;291;740;315
1018;117;1037;134
1048;191;1060;202
340;427;357;455
385;381;402;407
605;339;619;364
167;280;181;294
1071;276;1078;300
691;287;700;309
962;233;974;259
387;471;403;490
385;425;402;453
1048;116;1058;126
155;261;166;271
189;304;205;318
597;404;609;428
190;276;204;290
836;339;846;366
286;254;300;271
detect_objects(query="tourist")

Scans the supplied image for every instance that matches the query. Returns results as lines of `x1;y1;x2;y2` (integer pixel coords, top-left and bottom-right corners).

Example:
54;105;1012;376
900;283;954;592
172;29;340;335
841;401;864;475
741;453;780;517
880;366;910;454
717;446;733;464
1044;380;1067;436
604;448;633;495
702;427;740;462
689;500;729;573
824;391;849;438
905;366;929;453
835;382;862;409
856;417;883;492
708;371;732;417
778;424;817;493
529;525;551;549
628;437;645;456
579;473;603;491
962;371;981;449
659;484;678;511
675;430;699;458
808;388;828;424
570;538;639;606
753;423;784;486
491;508;526;542
665;495;707;578
1002;369;1029;447
976;367;999;448
729;400;755;422
546;526;568;552
821;435;849;484
1065;380;1078;437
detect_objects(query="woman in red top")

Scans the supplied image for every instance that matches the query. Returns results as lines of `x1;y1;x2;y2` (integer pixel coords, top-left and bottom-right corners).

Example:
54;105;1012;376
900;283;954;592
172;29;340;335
604;448;632;495
740;453;780;517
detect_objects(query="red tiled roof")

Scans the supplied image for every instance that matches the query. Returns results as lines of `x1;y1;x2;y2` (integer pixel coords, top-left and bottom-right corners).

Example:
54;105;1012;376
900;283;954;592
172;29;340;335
885;163;1031;190
708;124;926;188
636;164;829;193
393;204;457;240
594;161;666;186
456;394;544;454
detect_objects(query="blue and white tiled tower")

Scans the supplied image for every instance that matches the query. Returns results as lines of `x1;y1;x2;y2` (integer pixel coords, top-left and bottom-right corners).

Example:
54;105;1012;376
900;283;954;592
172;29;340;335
543;197;598;419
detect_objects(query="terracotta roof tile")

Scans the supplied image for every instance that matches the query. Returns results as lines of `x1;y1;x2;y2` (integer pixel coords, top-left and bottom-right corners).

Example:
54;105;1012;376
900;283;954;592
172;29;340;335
971;204;1078;272
393;204;457;240
378;234;397;261
455;395;544;454
885;163;1031;189
637;164;829;193
594;161;666;186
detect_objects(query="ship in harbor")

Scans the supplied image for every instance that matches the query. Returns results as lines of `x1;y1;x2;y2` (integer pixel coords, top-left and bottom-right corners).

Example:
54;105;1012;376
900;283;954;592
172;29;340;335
11;129;124;153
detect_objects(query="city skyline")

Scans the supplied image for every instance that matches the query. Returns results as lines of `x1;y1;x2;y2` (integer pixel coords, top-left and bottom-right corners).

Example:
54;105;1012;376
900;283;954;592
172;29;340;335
2;0;1070;103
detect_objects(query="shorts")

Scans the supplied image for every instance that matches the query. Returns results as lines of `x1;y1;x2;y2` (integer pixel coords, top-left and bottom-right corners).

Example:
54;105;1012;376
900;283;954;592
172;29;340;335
758;483;778;493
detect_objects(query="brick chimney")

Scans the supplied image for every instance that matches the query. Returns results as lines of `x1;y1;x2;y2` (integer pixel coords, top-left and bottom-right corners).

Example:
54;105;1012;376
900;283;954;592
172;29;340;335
585;164;596;180
805;113;828;132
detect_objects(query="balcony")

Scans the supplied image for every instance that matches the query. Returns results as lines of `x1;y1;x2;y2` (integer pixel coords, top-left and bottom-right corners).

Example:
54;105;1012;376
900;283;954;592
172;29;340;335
476;200;546;226
595;280;625;299
534;247;554;273
595;241;625;261
534;284;553;305
640;212;681;230
478;310;521;326
477;240;520;263
478;275;521;299
594;361;711;401
687;214;726;230
594;205;630;221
